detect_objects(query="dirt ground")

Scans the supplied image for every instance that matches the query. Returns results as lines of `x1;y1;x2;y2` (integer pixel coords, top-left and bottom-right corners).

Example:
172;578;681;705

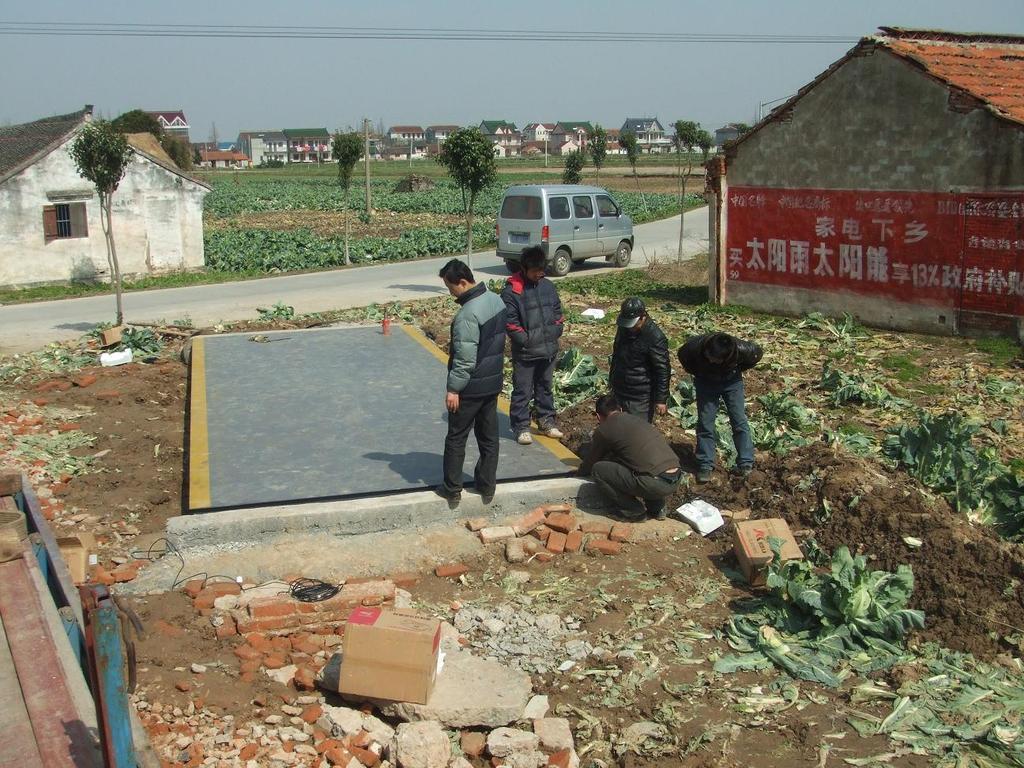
1;263;1022;766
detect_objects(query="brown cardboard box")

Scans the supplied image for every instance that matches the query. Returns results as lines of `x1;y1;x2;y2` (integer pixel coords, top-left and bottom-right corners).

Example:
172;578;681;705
338;607;441;704
57;533;97;584
733;518;803;587
101;325;125;347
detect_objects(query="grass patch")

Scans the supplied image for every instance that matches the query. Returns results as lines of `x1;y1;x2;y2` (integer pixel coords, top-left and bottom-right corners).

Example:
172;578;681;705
974;337;1022;366
0;270;267;305
561;268;706;305
880;353;924;382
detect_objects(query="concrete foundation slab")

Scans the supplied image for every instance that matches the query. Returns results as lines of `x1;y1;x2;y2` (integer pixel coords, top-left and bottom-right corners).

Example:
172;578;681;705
188;325;577;513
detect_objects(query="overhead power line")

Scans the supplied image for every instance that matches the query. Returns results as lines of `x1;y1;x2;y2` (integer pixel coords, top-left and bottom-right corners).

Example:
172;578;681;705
0;21;859;44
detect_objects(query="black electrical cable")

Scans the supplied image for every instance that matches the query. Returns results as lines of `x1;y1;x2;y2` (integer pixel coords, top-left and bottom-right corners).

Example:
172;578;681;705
129;537;342;602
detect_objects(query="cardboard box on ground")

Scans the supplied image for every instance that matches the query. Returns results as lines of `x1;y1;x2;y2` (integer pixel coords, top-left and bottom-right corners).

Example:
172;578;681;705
733;518;803;587
335;607;441;705
57;533;97;584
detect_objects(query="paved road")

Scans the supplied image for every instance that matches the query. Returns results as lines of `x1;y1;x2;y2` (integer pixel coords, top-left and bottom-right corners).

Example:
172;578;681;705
0;208;709;354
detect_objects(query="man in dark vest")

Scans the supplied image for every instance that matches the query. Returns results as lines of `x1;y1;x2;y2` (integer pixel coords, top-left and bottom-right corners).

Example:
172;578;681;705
501;246;565;446
436;259;507;504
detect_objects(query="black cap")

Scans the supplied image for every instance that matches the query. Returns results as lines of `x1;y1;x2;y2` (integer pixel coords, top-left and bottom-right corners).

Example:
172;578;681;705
617;297;646;328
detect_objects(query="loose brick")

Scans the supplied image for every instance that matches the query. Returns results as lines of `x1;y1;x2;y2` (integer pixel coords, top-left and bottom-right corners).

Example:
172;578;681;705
325;747;354;766
609;523;633;542
510;507;546;536
546;531;567;554
235;615;301;634
581;521;613;535
73;374;98;388
479;525;516;544
300;704;323;724
247;633;272;651
57;422;81;432
351;732;372;749
435;563;469;578
564;530;583;553
32;398;48;406
465;517;489;532
239;658;262;674
291;635;321;656
587;539;622;556
542;503;573;514
154;619;186;638
248;596;298;620
233;644;263;662
54;381;73;392
545;512;578;533
293;666;316;690
535;552;554;563
239;744;258;760
269;635;291;651
175;680;191;692
215;621;238;640
461;731;487;757
182;579;205;599
548;749;572;768
530;525;552;542
92;566;116;586
389;571;421;589
263;654;288;669
349;745;380;766
345;576;388;586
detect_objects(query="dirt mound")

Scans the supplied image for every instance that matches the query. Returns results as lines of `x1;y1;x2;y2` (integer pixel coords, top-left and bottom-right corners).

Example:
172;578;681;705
693;443;1024;659
559;408;1024;659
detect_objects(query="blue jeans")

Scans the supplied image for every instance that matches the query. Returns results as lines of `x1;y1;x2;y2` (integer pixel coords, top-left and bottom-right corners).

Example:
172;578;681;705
695;376;754;471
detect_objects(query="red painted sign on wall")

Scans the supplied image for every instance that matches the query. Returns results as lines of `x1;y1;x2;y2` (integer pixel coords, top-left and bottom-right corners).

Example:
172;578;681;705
725;186;1024;317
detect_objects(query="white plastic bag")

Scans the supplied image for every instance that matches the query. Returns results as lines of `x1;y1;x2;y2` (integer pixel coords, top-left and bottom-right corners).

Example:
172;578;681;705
674;499;725;536
99;348;134;367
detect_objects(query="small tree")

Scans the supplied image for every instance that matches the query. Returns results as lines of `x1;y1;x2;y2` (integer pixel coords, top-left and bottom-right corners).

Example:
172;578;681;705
193;147;202;166
562;150;585;185
70;121;134;325
160;134;193;170
331;132;364;266
675;120;708;262
436;128;497;267
587;124;607;182
111;109;164;138
618;131;647;214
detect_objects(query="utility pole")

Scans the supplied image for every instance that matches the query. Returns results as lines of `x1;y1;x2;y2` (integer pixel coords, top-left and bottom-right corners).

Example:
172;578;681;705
408;136;413;169
363;118;373;217
544;137;548;168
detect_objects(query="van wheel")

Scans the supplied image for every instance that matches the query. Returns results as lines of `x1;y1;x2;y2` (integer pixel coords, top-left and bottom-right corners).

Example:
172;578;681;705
613;240;632;268
504;259;519;274
547;248;572;277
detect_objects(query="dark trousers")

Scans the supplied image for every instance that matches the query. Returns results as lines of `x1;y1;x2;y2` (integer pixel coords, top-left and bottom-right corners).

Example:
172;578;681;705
591;460;679;516
509;356;557;433
695;376;754;471
618;398;654;423
443;394;499;495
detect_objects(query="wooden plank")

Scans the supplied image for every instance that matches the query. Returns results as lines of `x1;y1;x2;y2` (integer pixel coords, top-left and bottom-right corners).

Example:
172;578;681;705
0;556;94;767
21;474;83;628
0;607;45;767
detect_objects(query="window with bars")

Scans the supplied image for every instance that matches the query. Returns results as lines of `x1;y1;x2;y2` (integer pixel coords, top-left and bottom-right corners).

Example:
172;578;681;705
43;202;88;242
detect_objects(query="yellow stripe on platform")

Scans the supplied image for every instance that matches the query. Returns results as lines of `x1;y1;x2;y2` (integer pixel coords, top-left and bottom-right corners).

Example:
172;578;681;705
188;336;211;510
401;324;579;467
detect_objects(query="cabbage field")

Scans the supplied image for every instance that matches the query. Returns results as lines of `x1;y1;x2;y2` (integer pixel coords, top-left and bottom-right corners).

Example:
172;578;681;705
203;175;701;273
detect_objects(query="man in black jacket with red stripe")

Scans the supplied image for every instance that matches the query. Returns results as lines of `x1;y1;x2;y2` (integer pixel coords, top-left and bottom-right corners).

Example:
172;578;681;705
678;332;763;482
501;246;565;445
609;298;671;422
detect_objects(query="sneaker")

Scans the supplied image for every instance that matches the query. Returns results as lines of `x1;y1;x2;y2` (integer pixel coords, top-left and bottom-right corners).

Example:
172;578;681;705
696;469;713;483
516;431;533;445
539;423;564;439
732;466;753;479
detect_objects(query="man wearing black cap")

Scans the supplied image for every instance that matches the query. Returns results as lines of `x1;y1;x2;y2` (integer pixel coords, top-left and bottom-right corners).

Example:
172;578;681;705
609;297;671;422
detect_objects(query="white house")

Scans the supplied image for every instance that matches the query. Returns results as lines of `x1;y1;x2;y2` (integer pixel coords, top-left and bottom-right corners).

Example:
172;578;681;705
0;105;210;288
425;125;460;144
237;131;288;165
388;125;425;142
620;117;672;153
522;122;555;142
147;109;190;142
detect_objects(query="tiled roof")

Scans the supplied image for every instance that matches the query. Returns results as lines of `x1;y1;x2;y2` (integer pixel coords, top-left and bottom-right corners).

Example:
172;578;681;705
388;125;424;133
480;120;517;133
148;110;188;126
0;106;91;184
201;150;250;162
877;28;1024;126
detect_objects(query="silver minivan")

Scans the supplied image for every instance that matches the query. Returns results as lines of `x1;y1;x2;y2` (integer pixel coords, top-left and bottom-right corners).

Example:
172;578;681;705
496;184;634;276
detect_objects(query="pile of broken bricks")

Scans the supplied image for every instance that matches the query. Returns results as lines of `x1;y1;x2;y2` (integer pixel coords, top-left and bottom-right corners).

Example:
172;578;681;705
462;504;631;565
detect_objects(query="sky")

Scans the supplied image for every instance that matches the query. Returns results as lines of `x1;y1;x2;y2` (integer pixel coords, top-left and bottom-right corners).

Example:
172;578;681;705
2;0;1023;141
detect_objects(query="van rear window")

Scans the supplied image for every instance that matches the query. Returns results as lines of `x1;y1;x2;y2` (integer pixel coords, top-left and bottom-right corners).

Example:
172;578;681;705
501;196;543;220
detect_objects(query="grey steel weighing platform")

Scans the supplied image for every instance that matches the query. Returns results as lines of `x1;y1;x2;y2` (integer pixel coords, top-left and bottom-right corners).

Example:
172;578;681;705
187;325;577;513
